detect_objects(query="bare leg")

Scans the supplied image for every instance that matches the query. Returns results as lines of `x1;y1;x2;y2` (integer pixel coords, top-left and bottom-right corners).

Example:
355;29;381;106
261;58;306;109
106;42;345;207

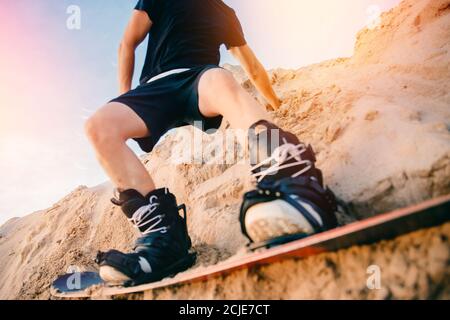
198;69;338;244
198;68;272;130
89;104;195;284
85;102;155;196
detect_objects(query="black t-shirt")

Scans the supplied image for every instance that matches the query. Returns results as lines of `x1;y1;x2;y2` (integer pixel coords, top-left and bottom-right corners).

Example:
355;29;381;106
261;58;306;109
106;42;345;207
134;0;247;84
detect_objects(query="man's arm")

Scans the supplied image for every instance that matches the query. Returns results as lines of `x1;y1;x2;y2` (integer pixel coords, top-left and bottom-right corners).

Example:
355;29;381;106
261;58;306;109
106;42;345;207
118;10;152;94
229;45;281;110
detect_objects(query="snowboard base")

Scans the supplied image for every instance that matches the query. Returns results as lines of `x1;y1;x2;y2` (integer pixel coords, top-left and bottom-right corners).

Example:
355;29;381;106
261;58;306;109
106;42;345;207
52;272;104;295
51;194;450;299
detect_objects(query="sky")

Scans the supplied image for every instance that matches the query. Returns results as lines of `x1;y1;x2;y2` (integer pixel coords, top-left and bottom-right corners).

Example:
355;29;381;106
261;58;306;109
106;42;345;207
0;0;402;225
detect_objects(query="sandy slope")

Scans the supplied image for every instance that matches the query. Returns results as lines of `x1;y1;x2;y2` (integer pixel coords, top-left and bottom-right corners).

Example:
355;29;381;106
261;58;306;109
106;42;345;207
0;0;449;300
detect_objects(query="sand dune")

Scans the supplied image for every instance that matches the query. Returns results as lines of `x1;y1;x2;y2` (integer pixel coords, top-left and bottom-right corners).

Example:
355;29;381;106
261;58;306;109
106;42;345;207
0;0;449;299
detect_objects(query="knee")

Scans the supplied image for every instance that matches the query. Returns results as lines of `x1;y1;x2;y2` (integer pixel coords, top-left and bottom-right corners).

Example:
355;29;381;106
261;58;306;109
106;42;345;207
84;108;121;148
84;115;106;147
203;68;239;93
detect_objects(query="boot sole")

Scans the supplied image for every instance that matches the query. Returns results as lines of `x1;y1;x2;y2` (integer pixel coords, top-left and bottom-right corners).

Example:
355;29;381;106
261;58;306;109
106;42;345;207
100;252;197;287
245;199;317;243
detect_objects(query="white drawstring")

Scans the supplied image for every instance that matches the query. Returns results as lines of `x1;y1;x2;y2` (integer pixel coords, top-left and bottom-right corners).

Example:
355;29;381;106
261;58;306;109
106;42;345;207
129;195;168;235
251;141;313;183
146;68;191;84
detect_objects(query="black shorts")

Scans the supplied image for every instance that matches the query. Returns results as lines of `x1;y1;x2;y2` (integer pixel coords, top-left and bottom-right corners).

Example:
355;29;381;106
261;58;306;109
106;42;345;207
110;65;223;153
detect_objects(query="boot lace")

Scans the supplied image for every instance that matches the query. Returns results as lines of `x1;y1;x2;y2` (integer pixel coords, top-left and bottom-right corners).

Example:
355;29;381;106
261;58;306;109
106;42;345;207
251;140;313;183
129;195;168;235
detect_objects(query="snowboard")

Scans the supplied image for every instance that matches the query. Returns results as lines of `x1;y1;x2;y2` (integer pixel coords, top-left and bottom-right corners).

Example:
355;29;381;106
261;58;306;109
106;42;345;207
51;194;450;299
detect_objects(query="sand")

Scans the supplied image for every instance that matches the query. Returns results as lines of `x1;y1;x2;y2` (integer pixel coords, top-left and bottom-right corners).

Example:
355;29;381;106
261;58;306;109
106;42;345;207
0;0;449;300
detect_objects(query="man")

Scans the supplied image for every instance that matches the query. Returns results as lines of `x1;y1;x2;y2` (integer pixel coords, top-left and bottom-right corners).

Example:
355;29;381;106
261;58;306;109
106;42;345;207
86;0;338;286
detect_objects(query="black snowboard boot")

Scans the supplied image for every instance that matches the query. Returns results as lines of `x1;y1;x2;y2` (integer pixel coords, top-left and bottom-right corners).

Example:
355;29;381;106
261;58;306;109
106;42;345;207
240;120;338;247
96;188;196;287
